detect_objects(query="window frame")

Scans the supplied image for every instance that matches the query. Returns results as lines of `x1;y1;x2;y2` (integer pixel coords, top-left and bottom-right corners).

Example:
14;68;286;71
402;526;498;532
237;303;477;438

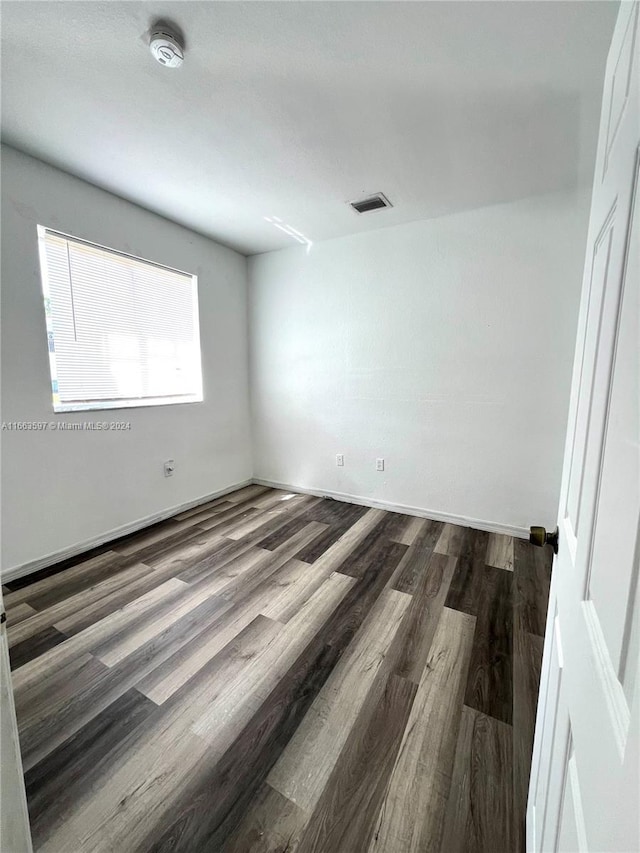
37;225;204;414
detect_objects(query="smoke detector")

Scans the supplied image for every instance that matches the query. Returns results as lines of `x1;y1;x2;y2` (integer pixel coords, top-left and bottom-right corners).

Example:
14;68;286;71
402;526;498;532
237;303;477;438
149;26;184;68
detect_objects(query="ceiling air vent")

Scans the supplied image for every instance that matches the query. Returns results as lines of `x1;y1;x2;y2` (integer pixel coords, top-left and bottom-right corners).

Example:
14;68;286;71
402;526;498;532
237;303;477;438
350;193;393;214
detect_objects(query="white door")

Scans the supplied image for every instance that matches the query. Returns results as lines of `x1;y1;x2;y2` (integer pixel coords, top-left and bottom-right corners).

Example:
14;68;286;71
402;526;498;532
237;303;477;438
0;589;33;852
528;3;640;852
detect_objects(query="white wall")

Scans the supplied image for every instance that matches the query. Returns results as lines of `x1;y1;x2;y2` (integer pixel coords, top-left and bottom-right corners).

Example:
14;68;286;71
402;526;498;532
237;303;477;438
1;146;252;575
249;191;590;534
0;143;590;572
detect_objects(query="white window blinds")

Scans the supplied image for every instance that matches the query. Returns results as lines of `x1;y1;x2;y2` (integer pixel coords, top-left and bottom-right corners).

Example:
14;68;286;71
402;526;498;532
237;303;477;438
37;227;203;413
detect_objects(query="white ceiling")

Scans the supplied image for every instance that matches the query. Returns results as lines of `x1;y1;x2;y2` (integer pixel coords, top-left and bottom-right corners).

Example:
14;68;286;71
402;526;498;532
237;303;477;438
1;1;617;255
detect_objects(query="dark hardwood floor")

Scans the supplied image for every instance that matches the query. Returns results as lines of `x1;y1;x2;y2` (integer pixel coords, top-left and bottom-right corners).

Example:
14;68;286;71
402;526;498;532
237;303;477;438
4;485;552;853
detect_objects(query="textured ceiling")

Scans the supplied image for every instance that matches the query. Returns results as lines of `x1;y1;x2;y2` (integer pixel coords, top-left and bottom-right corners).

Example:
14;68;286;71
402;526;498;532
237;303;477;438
1;1;617;255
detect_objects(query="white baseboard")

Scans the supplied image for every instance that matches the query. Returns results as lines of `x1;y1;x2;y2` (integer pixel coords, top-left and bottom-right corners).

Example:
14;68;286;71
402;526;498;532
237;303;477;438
252;478;530;539
1;478;253;584
2;476;529;585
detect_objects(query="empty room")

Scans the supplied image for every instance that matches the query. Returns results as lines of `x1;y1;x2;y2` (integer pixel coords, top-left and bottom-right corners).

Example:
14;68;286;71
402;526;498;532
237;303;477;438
0;1;638;852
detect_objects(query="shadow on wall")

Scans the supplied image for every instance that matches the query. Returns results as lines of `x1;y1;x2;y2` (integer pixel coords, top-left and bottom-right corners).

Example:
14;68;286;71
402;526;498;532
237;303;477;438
416;86;584;212
292;80;585;218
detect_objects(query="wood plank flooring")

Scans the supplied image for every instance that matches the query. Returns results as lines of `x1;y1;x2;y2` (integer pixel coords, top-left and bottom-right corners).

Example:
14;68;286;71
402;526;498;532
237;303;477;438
4;486;553;853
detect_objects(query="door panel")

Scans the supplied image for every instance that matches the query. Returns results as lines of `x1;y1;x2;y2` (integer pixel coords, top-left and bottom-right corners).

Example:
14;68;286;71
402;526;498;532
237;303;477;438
0;589;33;852
528;3;639;852
603;4;638;176
588;152;639;677
556;742;588;853
532;612;565;852
564;205;615;539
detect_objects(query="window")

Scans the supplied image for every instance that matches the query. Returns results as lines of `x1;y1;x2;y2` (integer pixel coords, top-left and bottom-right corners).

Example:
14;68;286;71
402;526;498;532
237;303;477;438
37;227;203;413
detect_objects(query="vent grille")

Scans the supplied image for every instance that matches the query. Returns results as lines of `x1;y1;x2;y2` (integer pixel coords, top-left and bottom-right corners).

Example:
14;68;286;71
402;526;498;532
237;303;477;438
350;193;392;214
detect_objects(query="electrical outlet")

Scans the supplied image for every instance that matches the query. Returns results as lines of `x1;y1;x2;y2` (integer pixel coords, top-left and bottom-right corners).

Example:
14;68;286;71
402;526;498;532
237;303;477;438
336;454;344;467
164;459;175;477
376;458;385;472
